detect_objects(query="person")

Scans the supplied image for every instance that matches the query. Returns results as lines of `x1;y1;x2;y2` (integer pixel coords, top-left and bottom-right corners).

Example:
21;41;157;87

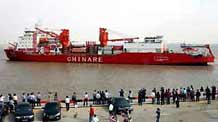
156;91;160;104
0;94;4;102
138;89;142;105
175;96;180;108
128;90;133;103
156;108;160;122
36;92;41;106
21;93;26;102
105;90;110;104
151;90;156;104
48;92;52;102
93;90;97;104
206;87;211;104
65;96;70;111
92;114;99;122
13;93;18;105
89;105;95;122
9;98;15;112
190;89;195;101
54;47;58;55
200;86;204;92
72;92;77;105
200;87;204;100
54;92;58;101
27;93;30;103
160;91;165;105
109;103;114;115
166;89;171;104
153;88;157;94
172;89;176;104
182;88;187;102
142;88;146;102
120;89;124;97
100;91;106;104
84;92;89;106
196;89;201;102
30;93;36;108
211;86;216;100
96;91;101;105
187;87;191;100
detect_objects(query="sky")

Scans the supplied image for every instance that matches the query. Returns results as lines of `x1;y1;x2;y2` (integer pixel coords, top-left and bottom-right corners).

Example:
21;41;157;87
0;0;218;44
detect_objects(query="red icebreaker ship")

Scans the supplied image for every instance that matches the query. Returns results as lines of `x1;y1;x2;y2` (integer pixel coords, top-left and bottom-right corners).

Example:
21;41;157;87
4;26;214;65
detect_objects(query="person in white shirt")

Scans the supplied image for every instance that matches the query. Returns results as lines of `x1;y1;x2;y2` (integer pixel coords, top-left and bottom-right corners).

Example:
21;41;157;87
0;94;4;102
151;91;156;104
13;94;18;105
21;93;26;102
30;93;36;108
83;92;89;106
96;92;101;105
0;94;5;102
65;96;70;111
105;90;110;103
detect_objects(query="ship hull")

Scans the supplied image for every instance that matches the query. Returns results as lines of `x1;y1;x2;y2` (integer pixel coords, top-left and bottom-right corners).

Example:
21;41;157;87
4;49;214;65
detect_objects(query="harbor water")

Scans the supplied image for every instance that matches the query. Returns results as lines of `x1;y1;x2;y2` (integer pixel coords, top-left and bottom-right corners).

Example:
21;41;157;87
0;44;218;99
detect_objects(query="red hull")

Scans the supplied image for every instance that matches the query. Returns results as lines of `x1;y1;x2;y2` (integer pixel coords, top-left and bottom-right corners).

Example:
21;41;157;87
4;49;214;65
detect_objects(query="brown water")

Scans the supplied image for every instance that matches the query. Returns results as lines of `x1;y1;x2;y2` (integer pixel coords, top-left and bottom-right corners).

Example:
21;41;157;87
0;44;218;99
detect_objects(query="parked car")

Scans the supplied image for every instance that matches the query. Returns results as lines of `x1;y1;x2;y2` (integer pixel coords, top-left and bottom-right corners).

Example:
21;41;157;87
43;102;61;121
109;97;133;114
0;102;9;121
14;103;34;122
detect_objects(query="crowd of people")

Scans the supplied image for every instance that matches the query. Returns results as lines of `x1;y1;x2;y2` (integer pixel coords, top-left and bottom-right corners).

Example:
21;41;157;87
92;90;111;105
0;85;217;109
147;85;216;107
0;85;217;122
0;92;42;112
0;85;217;107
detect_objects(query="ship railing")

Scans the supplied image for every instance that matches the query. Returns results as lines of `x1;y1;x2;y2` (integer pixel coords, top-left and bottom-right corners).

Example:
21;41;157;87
21;49;63;56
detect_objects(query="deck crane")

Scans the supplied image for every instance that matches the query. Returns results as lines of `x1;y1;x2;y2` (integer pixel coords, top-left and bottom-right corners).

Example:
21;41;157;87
99;28;139;47
35;27;70;51
35;27;59;38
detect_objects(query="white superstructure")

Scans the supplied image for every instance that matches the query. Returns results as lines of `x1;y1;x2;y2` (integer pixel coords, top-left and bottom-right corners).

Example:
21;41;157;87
123;36;166;53
16;28;58;50
17;30;35;49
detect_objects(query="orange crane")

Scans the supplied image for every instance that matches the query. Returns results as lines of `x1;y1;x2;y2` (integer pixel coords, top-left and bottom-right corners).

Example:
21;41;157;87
99;28;139;47
35;27;59;38
35;27;70;49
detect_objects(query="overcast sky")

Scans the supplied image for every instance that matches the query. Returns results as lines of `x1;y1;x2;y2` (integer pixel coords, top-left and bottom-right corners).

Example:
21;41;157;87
0;0;218;44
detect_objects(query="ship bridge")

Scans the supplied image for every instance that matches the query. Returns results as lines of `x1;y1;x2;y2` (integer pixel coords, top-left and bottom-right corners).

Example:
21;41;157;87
123;36;166;53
